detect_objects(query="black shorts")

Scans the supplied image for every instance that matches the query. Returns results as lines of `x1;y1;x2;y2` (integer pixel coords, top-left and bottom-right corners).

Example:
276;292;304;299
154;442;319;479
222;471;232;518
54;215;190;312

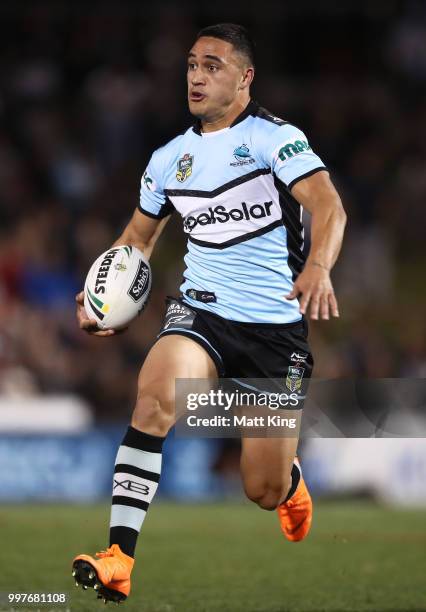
157;297;314;405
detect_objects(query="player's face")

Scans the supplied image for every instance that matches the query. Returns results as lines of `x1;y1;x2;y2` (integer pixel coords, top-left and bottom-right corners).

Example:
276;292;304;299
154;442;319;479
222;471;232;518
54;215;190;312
187;37;250;122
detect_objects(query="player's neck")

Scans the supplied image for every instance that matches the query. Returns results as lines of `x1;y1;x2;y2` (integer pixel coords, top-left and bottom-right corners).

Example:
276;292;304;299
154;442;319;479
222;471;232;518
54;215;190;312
200;97;251;133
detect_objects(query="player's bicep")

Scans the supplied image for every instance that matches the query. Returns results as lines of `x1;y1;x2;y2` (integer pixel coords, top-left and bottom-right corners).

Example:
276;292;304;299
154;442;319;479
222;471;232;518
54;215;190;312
290;170;342;215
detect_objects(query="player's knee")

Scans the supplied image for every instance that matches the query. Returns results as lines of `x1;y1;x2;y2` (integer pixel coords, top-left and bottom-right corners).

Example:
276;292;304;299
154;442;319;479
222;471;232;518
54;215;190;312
245;482;283;511
131;385;175;437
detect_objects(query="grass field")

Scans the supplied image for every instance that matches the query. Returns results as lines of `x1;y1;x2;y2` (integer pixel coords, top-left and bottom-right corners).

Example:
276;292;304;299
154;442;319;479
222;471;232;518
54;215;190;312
0;501;425;612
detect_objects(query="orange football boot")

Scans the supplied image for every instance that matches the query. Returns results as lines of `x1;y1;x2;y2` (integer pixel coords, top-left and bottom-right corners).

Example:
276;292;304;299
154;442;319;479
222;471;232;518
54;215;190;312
72;544;134;604
277;460;313;542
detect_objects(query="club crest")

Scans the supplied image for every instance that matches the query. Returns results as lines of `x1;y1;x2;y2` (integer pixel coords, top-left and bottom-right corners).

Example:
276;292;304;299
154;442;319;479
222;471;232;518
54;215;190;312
230;144;256;167
176;153;193;182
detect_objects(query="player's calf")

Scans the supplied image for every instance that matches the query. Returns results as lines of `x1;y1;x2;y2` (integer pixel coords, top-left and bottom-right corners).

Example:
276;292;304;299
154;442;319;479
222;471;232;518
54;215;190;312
244;476;292;511
131;382;176;437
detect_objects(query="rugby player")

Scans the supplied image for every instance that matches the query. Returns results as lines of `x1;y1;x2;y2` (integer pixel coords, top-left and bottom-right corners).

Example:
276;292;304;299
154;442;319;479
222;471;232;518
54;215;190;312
72;23;346;604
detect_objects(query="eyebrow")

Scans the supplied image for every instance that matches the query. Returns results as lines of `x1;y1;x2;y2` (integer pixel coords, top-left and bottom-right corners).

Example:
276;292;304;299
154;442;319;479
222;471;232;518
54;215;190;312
188;52;224;64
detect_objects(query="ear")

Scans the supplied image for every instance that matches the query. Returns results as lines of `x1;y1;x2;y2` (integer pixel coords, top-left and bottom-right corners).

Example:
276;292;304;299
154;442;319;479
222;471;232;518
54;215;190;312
239;66;255;90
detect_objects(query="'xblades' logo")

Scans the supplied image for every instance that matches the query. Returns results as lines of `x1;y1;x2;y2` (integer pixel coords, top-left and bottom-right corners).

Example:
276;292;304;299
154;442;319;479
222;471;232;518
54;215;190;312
113;479;150;495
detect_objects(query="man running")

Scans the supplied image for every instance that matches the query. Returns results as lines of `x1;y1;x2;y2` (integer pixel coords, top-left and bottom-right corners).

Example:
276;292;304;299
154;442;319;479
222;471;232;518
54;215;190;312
72;23;346;604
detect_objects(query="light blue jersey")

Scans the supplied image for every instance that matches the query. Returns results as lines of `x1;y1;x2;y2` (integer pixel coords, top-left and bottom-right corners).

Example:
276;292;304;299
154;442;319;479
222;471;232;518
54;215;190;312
139;100;327;323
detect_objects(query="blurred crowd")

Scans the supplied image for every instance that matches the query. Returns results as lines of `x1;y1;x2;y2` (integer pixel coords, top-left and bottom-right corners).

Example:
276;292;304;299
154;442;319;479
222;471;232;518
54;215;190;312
0;1;425;419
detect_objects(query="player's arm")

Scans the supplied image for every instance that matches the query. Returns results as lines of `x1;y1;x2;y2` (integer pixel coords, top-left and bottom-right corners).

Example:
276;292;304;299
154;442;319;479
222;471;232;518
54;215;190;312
76;210;171;337
77;150;172;336
112;208;171;260
286;171;347;320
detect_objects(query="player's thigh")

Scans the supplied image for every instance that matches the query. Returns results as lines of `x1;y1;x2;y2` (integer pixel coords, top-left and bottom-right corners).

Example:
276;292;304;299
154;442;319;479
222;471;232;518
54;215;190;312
132;334;218;429
240;416;300;496
139;334;218;387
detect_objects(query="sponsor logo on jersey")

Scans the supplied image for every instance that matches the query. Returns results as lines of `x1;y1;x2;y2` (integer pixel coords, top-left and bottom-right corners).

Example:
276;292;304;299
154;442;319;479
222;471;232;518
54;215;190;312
230;144;256;167
278;139;311;162
291;351;308;363
184;201;273;233
285;366;305;393
176;153;193;182
127;260;150;302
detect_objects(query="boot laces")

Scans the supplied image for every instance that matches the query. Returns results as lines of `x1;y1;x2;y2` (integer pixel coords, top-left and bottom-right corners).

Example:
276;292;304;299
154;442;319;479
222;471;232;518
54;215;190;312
95;546;117;559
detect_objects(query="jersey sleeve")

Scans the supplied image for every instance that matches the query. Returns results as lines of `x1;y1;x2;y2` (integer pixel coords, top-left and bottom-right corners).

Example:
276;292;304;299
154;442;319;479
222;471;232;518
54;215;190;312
265;124;327;190
139;151;174;219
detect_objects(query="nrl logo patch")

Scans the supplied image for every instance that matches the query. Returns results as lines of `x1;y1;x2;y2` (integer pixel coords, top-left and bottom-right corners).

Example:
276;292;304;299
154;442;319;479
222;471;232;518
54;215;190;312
176;153;193;182
285;366;305;393
114;262;127;272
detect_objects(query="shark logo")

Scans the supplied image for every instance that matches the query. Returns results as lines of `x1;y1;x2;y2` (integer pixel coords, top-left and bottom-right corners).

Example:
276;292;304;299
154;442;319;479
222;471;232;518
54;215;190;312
233;144;252;161
231;144;256;167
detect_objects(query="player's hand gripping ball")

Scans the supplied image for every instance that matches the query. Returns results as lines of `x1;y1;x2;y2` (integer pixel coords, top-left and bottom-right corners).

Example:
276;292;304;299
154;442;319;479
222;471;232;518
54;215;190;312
84;245;152;330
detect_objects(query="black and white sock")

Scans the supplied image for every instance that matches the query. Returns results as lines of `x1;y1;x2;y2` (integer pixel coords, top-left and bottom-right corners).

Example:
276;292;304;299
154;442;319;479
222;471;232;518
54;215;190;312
284;459;302;503
109;426;165;558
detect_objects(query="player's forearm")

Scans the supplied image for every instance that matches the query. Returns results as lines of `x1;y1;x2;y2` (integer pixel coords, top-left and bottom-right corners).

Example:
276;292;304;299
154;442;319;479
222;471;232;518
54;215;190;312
291;172;346;272
111;211;170;261
112;228;148;254
306;195;346;271
112;232;157;261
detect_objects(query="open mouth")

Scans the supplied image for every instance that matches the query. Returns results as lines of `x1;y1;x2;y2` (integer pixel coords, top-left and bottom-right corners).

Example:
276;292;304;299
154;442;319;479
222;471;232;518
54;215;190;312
190;91;206;102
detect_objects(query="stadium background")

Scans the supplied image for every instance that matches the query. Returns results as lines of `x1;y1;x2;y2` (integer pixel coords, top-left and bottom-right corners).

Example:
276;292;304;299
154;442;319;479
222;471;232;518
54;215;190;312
0;1;425;611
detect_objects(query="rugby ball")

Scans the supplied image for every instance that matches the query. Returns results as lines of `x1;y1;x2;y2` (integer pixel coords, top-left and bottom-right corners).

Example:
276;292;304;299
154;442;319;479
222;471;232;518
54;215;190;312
84;245;151;330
